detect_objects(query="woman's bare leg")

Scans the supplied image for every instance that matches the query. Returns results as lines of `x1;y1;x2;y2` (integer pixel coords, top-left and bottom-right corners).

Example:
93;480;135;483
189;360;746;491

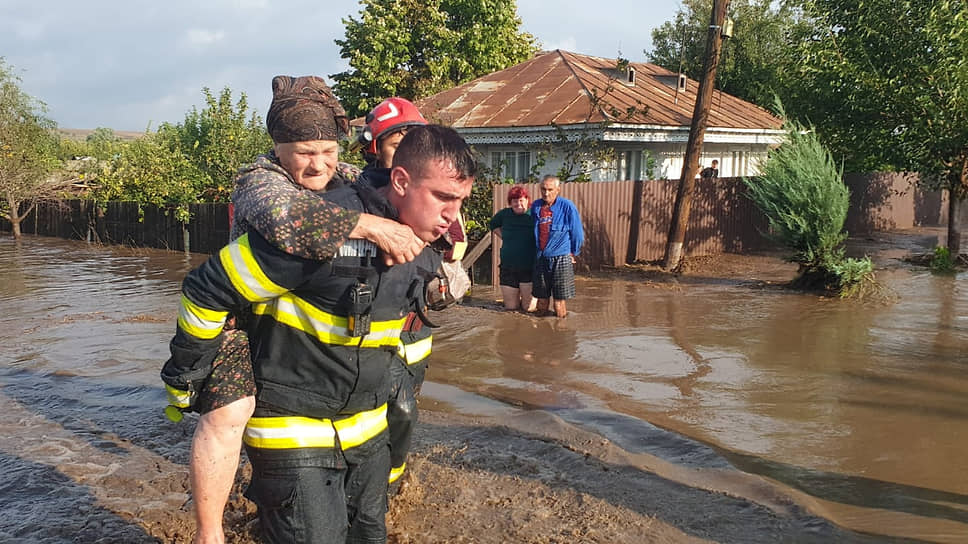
190;395;255;544
519;282;536;312
500;286;521;310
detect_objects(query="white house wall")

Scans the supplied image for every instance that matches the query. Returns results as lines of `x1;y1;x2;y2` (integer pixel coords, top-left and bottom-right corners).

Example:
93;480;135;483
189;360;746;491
620;142;770;180
470;140;771;183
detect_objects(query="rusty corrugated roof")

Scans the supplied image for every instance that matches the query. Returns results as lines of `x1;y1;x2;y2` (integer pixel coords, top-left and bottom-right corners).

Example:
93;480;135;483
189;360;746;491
413;50;781;131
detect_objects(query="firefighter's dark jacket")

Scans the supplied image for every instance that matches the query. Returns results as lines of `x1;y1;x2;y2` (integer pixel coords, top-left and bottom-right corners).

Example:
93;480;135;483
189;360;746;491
161;183;441;419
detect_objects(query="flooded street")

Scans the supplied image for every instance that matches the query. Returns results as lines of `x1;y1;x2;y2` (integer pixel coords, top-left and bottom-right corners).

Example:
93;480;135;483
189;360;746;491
1;235;966;543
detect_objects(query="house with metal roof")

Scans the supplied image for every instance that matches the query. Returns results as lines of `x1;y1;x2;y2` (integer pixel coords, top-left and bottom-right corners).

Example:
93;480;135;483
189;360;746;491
412;49;784;182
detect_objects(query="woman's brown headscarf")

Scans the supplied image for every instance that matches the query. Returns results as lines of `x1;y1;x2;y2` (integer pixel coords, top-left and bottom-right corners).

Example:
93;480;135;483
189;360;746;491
265;75;349;143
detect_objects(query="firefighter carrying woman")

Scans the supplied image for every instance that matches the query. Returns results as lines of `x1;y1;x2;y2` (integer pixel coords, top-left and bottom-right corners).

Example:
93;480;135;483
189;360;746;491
161;75;471;544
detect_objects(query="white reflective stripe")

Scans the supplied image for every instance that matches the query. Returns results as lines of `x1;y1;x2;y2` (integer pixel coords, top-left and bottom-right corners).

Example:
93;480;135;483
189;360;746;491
166;384;191;408
403;335;433;365
374;100;400;122
338;239;378;258
219;234;287;303
254;294;405;347
177;295;227;339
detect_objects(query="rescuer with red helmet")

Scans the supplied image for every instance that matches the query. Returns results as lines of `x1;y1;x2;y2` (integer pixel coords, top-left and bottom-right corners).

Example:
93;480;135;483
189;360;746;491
358;97;429;168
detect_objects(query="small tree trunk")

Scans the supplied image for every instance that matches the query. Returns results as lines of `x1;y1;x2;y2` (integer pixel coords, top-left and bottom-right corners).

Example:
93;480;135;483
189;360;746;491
948;191;962;256
6;195;23;239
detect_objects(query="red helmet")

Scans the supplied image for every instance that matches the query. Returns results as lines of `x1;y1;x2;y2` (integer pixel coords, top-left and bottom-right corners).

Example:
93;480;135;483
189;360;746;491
359;97;428;154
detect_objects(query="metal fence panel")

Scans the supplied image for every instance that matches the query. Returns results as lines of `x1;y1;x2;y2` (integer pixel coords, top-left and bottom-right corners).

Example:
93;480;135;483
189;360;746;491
0;172;946;282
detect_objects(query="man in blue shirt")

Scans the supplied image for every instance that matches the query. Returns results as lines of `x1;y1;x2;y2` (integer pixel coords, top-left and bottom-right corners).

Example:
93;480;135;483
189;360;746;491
531;175;584;318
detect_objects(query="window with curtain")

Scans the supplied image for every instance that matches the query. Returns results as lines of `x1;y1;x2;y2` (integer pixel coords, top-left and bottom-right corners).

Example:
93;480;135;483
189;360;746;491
622;150;644;180
490;150;531;181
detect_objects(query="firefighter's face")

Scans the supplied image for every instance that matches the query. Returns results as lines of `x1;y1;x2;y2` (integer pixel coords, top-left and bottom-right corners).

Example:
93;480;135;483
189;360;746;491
376;131;406;169
391;158;473;243
275;140;340;191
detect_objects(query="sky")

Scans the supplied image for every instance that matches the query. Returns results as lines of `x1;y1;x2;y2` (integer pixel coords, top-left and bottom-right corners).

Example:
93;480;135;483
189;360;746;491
0;1;682;132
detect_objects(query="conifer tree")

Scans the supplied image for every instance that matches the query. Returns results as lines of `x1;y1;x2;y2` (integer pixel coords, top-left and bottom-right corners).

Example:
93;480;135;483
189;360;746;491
744;104;875;297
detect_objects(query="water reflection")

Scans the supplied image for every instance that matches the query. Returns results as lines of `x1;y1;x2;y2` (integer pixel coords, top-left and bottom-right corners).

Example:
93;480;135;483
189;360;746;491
439;270;968;541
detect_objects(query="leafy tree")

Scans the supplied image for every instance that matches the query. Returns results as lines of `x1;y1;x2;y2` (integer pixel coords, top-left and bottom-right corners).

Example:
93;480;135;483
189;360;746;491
792;0;968;253
0;60;65;238
332;0;537;117
527;125;616;182
57;127;124;161
90;86;270;220
440;0;537;81
160;87;271;201
648;0;707;83
84;127;124;160
648;0;811;109
743;105;874;297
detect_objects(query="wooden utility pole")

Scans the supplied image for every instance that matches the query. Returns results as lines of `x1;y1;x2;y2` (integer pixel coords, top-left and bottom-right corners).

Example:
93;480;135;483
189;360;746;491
663;0;731;271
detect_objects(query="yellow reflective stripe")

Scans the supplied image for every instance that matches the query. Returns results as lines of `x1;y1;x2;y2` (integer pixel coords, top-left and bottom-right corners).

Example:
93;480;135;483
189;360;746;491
243;404;388;450
166;384;191;408
177;294;227;340
333;403;388;449
219;234;287;302
389;463;406;483
449;240;468;261
403;335;433;365
253;294;405;348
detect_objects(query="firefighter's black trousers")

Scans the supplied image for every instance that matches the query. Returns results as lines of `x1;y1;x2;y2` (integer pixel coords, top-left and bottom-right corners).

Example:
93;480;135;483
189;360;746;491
244;443;390;544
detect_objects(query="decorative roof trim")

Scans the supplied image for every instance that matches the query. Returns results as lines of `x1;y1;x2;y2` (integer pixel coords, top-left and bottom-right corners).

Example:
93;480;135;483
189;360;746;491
604;125;786;144
457;124;601;145
455;123;785;145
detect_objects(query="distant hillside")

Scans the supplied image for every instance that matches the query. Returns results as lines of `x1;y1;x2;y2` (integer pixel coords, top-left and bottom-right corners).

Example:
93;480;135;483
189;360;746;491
57;128;145;142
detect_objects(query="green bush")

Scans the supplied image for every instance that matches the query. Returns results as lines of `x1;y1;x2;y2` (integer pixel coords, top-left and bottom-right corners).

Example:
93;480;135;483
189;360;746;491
463;177;496;241
743;102;876;297
92;132;208;222
744;122;848;266
827;255;875;298
930;246;955;273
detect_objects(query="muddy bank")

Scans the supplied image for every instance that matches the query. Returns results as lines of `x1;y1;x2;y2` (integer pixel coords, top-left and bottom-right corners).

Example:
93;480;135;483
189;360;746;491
384;410;883;544
134;409;881;544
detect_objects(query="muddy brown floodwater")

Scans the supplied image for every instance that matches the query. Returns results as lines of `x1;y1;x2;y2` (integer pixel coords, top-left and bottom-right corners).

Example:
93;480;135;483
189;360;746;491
0;230;965;543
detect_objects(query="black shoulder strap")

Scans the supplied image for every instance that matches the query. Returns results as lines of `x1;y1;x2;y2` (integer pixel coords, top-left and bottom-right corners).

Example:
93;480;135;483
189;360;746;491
351;182;399;221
